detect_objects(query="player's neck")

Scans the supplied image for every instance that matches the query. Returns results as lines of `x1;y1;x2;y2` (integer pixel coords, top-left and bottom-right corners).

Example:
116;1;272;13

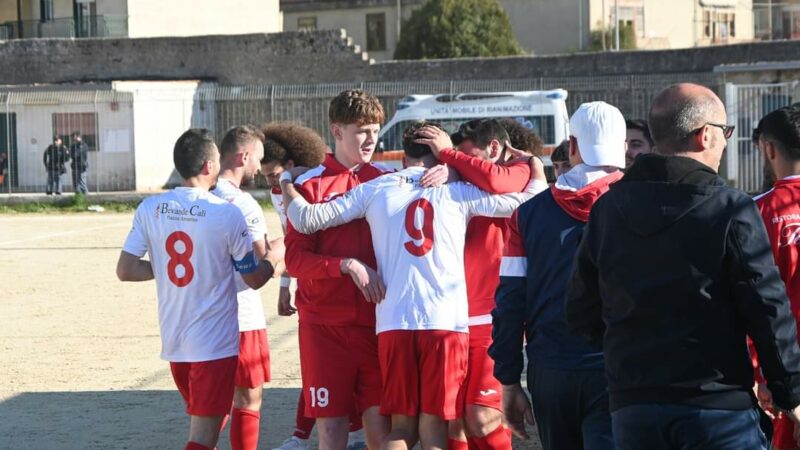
181;176;213;190
217;168;243;187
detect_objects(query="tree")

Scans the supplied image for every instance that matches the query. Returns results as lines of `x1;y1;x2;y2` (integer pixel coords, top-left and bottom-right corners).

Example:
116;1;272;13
394;0;525;60
589;21;637;51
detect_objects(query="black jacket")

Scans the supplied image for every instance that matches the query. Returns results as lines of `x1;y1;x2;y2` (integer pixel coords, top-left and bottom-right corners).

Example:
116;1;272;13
566;153;800;412
70;141;88;171
43;144;69;174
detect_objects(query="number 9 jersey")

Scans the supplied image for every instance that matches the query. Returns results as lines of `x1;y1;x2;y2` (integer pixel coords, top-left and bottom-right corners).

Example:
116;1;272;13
123;187;258;363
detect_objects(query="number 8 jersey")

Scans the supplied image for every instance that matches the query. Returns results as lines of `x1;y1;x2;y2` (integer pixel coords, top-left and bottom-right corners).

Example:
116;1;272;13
123;187;257;362
288;166;545;334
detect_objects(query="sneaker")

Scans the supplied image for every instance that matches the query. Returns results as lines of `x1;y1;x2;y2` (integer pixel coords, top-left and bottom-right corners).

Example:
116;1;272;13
272;436;308;450
347;430;367;450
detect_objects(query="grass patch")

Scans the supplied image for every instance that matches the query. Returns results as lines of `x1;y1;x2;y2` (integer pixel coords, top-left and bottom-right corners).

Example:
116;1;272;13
0;194;141;214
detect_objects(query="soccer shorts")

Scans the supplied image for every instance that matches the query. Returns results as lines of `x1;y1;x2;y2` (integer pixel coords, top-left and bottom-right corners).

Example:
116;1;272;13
170;355;238;416
236;328;271;388
298;322;382;418
773;414;794;450
378;329;468;420
457;323;503;411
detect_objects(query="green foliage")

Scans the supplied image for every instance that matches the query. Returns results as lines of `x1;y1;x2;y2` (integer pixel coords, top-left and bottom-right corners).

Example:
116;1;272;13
590;21;637;51
394;0;525;60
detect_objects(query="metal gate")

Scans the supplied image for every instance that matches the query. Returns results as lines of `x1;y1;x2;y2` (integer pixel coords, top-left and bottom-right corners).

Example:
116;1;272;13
725;82;799;194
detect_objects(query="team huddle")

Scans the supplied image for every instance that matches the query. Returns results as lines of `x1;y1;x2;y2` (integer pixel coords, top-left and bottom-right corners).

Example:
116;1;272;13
118;86;800;450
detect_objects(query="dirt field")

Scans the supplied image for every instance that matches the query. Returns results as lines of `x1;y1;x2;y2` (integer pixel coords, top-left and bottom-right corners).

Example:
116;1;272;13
0;210;541;450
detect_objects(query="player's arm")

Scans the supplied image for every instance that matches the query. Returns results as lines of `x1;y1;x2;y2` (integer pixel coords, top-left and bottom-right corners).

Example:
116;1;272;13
117;204;154;282
225;207;284;290
437;148;532;194
489;210;535;439
116;251;154;281
281;173;371;235
727;198;800;416
461;157;547;218
564;208;605;347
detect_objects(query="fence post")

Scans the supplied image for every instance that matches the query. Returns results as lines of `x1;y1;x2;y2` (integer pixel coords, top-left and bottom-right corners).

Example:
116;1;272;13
94;90;100;194
724;82;739;188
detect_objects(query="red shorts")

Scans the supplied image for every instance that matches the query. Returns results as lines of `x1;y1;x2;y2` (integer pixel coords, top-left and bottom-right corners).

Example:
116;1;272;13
298;322;382;418
773;414;795;450
236;329;271;388
170;355;238;416
457;324;503;411
378;329;468;420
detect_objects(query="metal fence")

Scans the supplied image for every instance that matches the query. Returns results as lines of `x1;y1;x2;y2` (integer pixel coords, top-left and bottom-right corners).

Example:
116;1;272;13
2;73;792;195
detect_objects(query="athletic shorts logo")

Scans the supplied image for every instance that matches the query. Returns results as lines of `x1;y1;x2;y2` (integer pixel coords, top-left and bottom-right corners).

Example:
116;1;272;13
479;389;497;397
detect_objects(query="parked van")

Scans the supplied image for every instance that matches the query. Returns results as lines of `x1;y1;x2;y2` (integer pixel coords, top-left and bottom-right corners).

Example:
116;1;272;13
376;89;570;163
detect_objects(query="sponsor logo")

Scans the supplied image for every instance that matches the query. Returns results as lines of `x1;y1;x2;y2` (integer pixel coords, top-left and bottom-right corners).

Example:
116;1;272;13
773;214;800;224
157;203;207;217
779;223;800;248
479;389;497;397
323;192;340;202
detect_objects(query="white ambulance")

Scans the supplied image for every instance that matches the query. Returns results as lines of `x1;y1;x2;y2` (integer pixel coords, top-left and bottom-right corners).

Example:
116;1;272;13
375;89;570;164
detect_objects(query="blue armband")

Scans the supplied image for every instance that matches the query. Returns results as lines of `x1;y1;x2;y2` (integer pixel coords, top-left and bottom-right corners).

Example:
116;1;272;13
233;250;259;274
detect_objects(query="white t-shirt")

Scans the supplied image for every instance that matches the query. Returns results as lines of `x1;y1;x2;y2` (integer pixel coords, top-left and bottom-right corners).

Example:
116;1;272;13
271;188;288;231
212;178;268;332
122;187;258;362
287;167;544;334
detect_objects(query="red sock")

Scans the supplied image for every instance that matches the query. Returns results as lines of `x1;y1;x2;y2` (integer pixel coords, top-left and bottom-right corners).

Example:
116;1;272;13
231;408;261;450
293;392;315;439
467;426;512;450
448;438;469;450
185;442;211;450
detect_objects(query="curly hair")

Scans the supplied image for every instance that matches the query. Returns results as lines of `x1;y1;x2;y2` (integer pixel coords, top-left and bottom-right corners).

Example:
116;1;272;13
499;118;544;156
329;89;385;126
402;121;442;159
260;122;328;168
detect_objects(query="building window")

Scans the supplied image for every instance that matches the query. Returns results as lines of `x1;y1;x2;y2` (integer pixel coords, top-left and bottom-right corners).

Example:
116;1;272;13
297;17;316;31
40;0;54;21
366;13;386;52
53;112;98;151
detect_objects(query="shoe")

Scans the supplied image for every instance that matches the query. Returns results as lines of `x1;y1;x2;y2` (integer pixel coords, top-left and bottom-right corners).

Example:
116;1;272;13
272;436;308;450
347;430;367;450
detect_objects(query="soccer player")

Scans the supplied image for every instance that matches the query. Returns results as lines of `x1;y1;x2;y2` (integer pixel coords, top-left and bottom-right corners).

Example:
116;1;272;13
211;125;284;450
415;118;537;450
259;122;366;450
116;128;284;450
751;104;800;450
283;89;394;450
281;121;547;450
491;102;626;450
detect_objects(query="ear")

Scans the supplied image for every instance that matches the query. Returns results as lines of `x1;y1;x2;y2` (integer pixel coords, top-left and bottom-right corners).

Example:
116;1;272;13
694;126;710;150
286;159;295;170
765;141;778;162
201;160;213;175
568;136;579;158
489;140;502;159
330;123;342;141
402;156;408;169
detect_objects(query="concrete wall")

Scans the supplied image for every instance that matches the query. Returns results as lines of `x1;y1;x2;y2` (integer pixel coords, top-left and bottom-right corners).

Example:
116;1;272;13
127;0;281;38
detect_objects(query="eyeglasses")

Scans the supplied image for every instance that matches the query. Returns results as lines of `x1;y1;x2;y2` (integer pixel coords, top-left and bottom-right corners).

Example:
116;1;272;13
703;122;735;139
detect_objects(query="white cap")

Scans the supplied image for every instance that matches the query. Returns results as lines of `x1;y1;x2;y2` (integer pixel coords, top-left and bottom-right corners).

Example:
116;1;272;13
569;101;626;169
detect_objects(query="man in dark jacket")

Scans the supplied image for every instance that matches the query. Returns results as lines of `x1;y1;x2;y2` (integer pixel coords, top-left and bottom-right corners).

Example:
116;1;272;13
490;101;625;450
70;132;88;194
43;136;69;195
565;83;800;449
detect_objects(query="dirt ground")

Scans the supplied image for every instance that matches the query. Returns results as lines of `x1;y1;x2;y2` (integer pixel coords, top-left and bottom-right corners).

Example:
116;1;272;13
0;210;541;450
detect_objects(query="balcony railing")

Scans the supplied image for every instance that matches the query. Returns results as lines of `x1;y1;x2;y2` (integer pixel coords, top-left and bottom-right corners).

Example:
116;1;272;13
0;15;128;39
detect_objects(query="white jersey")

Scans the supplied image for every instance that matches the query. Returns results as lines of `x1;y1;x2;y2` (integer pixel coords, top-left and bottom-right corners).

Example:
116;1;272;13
122;187;258;362
212;178;268;332
288;166;544;334
271;188;288;231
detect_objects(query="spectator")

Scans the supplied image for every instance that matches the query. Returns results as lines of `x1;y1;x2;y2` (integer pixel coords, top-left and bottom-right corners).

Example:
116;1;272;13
624;119;654;168
751;104;800;450
43;136;68;195
70;131;89;195
491;102;624;450
550;140;571;177
0;151;8;189
565;83;800;449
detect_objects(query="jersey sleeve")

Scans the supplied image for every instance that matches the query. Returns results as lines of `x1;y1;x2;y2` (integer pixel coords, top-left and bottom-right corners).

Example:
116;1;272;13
286;181;374;234
438;149;532;194
456;179;547;219
489;209;528;385
227;206;259;274
242;195;268;243
122;202;149;257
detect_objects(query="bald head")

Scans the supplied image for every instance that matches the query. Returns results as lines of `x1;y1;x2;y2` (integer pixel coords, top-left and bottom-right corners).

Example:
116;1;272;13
649;83;726;154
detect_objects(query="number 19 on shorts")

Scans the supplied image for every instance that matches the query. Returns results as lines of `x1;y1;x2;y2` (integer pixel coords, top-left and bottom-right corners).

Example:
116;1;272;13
309;386;329;408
